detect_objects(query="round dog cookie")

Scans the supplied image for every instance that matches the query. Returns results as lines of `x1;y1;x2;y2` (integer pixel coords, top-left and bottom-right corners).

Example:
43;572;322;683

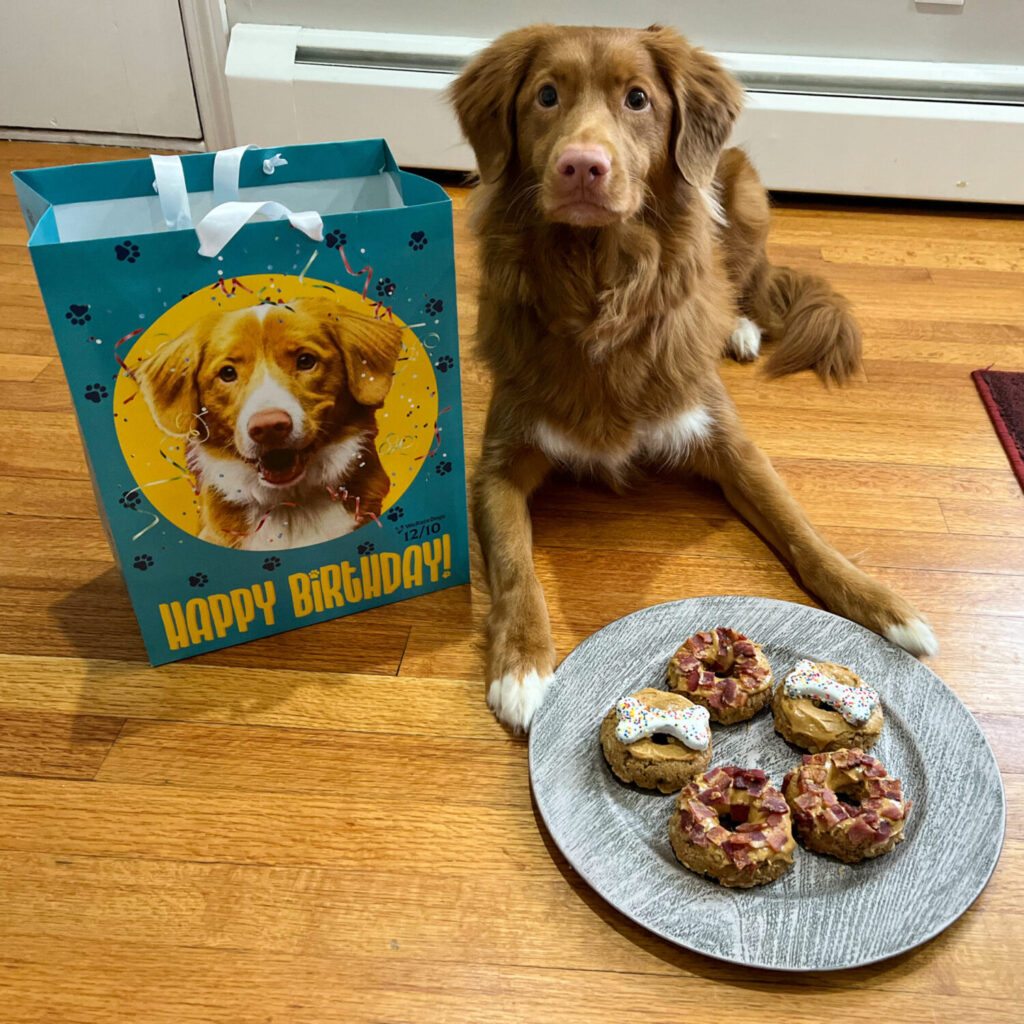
669;766;796;888
600;688;712;793
783;748;911;863
666;628;773;724
773;660;883;753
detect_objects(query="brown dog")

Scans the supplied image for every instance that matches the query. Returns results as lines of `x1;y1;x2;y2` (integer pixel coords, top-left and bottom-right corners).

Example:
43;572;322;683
137;297;401;549
451;24;937;731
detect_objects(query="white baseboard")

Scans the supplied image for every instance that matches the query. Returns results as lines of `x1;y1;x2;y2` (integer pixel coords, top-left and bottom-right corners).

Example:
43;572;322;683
0;127;206;152
225;24;1024;203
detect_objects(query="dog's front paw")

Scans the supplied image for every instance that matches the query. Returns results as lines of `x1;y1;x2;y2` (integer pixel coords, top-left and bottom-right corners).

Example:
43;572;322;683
487;670;554;733
884;617;939;658
726;317;762;362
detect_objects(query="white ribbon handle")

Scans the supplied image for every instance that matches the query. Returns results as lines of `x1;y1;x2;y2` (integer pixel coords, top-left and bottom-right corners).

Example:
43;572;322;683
195;201;323;257
151;154;192;230
212;144;259;204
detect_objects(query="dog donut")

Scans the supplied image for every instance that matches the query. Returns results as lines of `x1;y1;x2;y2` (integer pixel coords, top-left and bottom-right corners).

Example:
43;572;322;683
773;660;883;753
669;766;796;887
666;628;772;724
600;688;712;793
782;749;911;863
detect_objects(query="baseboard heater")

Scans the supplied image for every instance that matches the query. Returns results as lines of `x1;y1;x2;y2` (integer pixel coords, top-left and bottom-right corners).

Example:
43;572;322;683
226;25;1024;203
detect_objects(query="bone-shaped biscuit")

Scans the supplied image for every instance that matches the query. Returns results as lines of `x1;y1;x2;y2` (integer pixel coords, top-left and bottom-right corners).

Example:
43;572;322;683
615;696;711;750
782;660;880;726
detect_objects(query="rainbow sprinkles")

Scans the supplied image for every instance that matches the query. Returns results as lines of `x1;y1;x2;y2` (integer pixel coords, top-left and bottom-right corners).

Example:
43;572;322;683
783;660;880;726
615;696;711;750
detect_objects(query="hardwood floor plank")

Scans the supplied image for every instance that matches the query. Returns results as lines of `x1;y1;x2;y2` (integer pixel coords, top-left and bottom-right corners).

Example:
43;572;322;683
0;711;123;779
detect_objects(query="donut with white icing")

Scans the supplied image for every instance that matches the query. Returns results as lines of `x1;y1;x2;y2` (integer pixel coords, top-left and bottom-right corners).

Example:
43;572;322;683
773;660;883;753
665;628;773;724
783;748;911;863
669;766;796;887
600;688;713;793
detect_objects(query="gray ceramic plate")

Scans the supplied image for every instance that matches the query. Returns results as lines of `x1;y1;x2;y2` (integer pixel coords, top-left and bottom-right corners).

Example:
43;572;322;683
529;596;1005;971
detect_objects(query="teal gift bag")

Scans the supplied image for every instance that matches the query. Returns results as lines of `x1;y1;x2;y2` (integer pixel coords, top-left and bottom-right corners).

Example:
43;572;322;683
14;140;470;665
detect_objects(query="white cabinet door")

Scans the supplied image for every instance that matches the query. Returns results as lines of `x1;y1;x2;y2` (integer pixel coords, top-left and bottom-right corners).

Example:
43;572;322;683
0;0;201;138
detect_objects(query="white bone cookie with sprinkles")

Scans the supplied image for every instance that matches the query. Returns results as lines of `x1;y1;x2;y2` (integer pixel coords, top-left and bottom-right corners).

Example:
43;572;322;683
600;688;713;793
665;628;773;724
669;766;796;888
783;748;911;863
773;660;884;753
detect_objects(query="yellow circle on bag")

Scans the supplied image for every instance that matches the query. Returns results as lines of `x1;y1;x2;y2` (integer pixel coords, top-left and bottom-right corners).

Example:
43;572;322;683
112;274;439;543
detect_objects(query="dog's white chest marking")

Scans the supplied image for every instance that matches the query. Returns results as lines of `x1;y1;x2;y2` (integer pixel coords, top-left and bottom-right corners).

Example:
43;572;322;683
533;406;714;472
240;500;358;552
192;434;369;549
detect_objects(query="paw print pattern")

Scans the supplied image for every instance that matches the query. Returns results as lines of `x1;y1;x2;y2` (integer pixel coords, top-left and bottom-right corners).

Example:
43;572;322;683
66;304;91;325
426;298;444;316
84;383;108;404
376;277;397;298
386;505;404;523
263;556;281;571
435;461;453;476
188;572;209;588
119;489;141;510
408;231;428;251
324;231;347;249
133;554;154;571
115;240;140;263
435;355;454;373
357;541;375;555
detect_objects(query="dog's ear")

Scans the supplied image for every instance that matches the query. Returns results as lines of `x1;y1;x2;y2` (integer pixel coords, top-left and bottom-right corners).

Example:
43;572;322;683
136;326;205;436
644;25;743;189
334;311;403;407
449;25;551;183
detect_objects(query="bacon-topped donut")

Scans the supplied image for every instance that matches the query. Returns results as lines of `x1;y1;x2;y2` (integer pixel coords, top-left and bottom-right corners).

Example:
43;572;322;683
782;748;911;863
666;628;773;724
668;766;796;887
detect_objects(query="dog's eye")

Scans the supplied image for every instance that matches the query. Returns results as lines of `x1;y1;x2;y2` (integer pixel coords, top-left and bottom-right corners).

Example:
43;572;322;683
217;365;237;382
296;353;318;370
537;84;558;108
625;88;649;111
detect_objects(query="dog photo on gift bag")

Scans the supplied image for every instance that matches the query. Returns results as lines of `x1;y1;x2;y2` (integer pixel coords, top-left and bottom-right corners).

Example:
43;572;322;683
123;277;435;551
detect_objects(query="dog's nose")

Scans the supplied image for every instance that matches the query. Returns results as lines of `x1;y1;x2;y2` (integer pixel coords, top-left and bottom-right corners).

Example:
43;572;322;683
556;146;611;182
248;408;293;445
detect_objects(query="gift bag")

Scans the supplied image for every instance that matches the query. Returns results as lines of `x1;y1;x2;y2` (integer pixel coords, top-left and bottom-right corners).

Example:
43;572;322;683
14;140;470;665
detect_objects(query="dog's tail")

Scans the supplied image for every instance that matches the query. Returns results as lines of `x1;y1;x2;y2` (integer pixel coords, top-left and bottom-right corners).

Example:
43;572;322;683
717;148;862;385
743;259;862;385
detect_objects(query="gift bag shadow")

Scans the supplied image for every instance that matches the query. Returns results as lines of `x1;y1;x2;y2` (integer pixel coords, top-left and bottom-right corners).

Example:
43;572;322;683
51;564;424;736
49;565;378;733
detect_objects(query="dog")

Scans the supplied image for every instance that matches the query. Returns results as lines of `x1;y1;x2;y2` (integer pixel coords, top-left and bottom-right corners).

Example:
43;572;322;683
450;24;938;731
137;297;402;549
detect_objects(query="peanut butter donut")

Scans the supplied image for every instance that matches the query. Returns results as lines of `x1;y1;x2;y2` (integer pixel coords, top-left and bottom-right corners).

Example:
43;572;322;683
666;628;772;724
669;766;796;887
600;688;712;793
783;748;911;863
773;660;883;753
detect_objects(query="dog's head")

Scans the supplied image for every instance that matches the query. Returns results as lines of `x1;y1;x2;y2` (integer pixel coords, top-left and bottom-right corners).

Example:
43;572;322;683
136;298;402;488
450;24;742;226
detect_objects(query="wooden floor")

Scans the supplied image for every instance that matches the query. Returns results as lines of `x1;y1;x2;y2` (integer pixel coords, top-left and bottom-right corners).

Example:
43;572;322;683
1;140;1023;1022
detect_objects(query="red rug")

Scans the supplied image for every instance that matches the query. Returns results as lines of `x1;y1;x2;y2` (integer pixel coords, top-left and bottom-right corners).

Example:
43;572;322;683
973;369;1024;493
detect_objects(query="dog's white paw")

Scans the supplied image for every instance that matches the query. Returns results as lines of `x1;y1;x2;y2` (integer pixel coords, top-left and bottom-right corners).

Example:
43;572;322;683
727;317;762;362
487;670;554;733
884;618;939;658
